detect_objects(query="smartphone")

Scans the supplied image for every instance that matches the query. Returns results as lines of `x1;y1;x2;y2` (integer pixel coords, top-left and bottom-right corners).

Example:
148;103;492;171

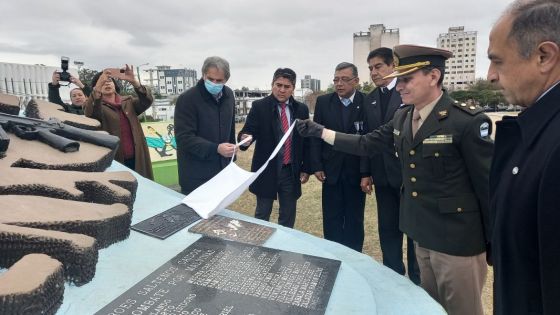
105;68;126;80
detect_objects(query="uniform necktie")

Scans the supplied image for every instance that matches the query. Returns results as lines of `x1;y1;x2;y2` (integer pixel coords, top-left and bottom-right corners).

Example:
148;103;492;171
280;103;291;165
412;109;422;138
380;87;387;94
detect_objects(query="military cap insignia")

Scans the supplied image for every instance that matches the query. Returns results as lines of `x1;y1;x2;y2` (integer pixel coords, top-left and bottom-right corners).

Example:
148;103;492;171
393;52;400;67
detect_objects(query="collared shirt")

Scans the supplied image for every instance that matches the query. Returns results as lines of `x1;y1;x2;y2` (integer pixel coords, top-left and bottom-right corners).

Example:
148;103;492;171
384;77;397;91
339;90;357;106
277;99;292;123
415;92;443;128
535;80;560;103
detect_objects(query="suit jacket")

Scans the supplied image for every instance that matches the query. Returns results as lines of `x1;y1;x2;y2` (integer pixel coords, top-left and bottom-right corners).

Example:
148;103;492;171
333;92;493;256
310;91;365;185
174;79;236;193
239;95;310;199
361;87;402;189
490;84;560;315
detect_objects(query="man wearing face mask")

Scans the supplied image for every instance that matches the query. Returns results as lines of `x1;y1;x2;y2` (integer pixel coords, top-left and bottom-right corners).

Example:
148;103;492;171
174;56;236;195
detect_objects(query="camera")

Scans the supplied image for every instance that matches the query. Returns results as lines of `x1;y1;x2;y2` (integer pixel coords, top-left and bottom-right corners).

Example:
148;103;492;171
58;56;71;82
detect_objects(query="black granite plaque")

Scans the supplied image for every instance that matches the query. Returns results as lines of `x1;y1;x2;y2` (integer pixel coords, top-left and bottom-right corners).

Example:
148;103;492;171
189;215;276;245
131;204;201;239
96;237;341;315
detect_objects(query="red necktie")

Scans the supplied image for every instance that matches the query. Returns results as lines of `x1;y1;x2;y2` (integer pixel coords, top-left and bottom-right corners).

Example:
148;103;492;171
280;103;291;165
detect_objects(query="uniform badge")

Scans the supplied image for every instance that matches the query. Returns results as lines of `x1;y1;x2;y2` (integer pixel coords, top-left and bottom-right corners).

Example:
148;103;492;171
480;122;490;138
398;103;406;108
371;100;377;105
423;134;453;144
393;129;401;136
437;110;448;119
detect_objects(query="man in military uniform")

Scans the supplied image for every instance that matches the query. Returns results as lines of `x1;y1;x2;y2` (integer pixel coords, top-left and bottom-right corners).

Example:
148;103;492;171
297;44;493;315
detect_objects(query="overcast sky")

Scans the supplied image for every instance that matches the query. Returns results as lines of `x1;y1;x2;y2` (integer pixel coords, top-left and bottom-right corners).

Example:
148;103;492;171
0;0;512;90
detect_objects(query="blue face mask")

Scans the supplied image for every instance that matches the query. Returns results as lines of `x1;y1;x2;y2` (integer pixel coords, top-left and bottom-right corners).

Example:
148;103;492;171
204;79;224;95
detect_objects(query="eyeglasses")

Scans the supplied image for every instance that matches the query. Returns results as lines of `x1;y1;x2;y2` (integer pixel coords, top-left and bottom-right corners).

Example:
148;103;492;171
333;77;356;83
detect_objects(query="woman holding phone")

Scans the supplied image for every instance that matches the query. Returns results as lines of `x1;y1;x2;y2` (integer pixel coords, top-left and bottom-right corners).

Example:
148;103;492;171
85;64;154;179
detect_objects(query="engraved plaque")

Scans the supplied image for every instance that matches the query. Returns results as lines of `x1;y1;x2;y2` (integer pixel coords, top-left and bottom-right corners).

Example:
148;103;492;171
131;204;201;239
96;237;341;315
189;215;276;245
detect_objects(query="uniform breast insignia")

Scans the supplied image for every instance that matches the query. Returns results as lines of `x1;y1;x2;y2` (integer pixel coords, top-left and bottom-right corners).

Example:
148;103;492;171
480;122;490;138
371;100;377;105
423;134;453;144
393;129;401;136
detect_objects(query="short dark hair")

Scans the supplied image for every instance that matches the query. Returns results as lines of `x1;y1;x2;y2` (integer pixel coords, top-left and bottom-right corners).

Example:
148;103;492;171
272;68;296;86
506;0;560;59
91;72;121;94
420;66;445;86
335;62;358;77
367;47;394;66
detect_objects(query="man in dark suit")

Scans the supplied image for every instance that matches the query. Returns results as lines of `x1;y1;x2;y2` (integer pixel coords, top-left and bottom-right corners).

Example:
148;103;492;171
310;62;366;252
361;47;420;284
487;1;560;313
174;56;236;195
238;68;310;228
298;45;493;315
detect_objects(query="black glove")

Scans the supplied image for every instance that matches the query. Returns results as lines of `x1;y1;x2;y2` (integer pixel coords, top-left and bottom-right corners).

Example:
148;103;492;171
296;119;324;138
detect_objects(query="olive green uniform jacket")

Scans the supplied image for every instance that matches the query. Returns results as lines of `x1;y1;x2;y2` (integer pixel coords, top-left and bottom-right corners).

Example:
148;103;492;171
334;93;493;256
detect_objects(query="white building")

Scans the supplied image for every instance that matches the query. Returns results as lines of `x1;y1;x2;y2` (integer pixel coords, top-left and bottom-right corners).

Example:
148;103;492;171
301;75;320;92
143;66;197;96
150;98;175;121
437;26;478;91
0;62;78;103
353;24;399;83
234;89;269;119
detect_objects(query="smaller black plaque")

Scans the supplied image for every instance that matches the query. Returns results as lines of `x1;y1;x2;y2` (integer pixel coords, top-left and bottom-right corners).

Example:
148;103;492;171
189;215;276;245
131;204;201;239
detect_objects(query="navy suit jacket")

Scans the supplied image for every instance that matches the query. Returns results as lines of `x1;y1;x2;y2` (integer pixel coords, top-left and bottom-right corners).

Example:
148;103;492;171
360;87;403;189
310;91;365;184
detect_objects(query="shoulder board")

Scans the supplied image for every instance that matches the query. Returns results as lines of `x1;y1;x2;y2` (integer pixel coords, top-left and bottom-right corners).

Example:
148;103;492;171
452;101;484;116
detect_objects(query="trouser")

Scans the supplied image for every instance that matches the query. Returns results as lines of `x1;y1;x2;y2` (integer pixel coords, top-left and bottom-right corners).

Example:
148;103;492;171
254;165;298;228
375;185;420;284
322;175;366;252
415;245;487;315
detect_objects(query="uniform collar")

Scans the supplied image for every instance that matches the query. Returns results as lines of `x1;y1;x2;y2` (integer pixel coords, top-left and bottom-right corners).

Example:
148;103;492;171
516;82;560;147
416;92;443;122
385;77;397;91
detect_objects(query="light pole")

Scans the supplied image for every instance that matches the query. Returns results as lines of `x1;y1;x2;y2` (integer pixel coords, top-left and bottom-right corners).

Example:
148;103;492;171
136;63;149;84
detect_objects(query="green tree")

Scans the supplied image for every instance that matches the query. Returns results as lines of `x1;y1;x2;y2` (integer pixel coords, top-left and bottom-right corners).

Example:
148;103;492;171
358;81;374;94
78;68;99;88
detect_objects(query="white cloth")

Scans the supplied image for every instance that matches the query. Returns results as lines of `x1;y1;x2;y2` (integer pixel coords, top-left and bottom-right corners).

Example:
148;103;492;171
183;122;296;219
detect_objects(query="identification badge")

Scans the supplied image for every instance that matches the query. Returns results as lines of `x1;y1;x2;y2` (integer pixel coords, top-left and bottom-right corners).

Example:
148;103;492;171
393;129;401;136
423;134;453;144
480;122;490;138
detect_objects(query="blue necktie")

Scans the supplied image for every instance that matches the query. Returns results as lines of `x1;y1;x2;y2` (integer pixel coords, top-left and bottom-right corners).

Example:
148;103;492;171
341;98;351;107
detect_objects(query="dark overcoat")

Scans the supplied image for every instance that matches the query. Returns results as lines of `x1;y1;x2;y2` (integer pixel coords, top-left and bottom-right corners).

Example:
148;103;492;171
238;95;310;199
174;79;235;194
490;83;560;315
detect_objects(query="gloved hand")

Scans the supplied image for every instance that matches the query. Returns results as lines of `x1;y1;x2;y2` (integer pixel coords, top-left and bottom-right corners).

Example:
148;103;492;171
296;119;324;138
